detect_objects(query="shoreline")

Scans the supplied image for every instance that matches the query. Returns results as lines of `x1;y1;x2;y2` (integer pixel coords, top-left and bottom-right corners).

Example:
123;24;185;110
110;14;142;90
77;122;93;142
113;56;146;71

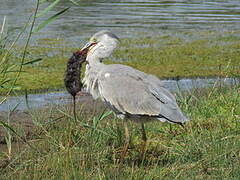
1;32;240;94
0;76;239;112
1;75;240;96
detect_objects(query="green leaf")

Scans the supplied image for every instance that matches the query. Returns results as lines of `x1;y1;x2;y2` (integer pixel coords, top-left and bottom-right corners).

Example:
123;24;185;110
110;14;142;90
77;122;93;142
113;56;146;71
0;78;12;86
99;110;112;121
1;85;21;90
37;0;61;18
33;7;70;33
22;58;43;65
0;121;17;134
10;102;21;113
68;0;79;5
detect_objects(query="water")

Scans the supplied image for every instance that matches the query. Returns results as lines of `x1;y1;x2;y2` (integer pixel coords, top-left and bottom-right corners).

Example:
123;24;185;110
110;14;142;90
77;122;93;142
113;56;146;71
1;0;240;44
0;77;239;112
0;1;239;111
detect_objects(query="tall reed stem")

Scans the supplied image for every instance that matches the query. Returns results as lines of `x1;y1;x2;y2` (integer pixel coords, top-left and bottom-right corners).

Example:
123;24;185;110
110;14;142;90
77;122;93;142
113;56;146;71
7;0;40;96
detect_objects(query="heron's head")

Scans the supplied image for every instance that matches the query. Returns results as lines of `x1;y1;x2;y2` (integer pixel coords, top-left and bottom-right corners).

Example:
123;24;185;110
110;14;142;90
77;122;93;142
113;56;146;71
80;30;120;61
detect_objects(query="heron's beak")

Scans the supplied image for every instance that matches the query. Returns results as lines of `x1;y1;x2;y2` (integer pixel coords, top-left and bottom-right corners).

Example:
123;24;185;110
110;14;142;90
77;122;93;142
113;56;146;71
74;42;97;59
80;42;97;52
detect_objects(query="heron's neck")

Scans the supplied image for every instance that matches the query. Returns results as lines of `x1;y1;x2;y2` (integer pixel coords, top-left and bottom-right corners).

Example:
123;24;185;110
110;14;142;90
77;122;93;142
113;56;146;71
84;54;104;99
86;54;105;69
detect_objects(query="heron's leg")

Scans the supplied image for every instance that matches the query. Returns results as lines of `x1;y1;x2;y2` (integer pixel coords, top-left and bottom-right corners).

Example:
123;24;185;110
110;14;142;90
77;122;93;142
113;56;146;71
120;121;130;161
140;123;147;156
141;123;147;142
169;124;172;134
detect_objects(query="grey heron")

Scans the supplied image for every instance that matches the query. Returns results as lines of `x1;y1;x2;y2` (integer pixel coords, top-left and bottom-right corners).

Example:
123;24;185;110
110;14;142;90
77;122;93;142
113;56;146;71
80;30;188;158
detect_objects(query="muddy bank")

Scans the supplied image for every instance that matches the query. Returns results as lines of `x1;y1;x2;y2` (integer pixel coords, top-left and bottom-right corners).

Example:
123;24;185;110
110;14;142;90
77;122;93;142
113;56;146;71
0;76;239;146
0;93;106;146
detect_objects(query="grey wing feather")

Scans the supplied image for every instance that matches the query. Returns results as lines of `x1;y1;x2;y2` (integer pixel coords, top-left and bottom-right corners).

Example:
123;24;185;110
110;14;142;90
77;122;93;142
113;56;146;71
98;64;188;123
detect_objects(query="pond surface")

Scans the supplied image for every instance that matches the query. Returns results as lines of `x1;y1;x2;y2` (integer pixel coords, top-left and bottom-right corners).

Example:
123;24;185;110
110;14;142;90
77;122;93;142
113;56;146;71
0;77;239;112
1;0;240;44
1;1;240;112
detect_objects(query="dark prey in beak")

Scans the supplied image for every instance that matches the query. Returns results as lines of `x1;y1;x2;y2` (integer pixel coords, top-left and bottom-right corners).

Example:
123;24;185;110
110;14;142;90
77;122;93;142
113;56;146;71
64;42;97;120
64;48;88;120
64;49;88;97
64;42;96;96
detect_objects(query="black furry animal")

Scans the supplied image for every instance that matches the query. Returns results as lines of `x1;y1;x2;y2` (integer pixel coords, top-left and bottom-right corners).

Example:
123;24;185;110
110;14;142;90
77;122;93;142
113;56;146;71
65;51;84;96
64;49;88;119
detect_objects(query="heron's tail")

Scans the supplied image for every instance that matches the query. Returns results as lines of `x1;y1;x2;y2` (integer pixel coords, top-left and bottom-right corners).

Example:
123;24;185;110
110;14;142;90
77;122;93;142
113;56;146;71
157;113;189;126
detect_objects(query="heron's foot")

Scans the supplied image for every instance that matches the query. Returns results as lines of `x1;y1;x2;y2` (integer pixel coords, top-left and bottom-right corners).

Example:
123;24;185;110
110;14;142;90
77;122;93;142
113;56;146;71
140;140;147;158
140;123;147;158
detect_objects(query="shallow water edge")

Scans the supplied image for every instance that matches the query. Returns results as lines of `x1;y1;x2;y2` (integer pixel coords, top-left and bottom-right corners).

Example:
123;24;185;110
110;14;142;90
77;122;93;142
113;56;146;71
0;77;239;112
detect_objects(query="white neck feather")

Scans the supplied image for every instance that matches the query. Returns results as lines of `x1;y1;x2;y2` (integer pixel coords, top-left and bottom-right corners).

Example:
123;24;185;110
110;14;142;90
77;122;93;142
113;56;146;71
83;54;105;99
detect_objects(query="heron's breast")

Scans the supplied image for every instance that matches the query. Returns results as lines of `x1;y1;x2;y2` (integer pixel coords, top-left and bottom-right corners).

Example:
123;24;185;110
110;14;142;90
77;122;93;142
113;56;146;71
83;67;100;99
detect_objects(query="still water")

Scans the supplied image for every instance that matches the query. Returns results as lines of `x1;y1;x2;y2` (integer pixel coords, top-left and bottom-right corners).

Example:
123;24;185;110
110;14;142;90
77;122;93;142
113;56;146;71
0;77;239;112
1;0;240;43
1;1;239;111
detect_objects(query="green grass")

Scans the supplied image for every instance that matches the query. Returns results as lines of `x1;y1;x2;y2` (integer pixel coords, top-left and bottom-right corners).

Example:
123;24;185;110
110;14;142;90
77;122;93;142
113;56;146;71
1;28;240;178
0;85;239;179
1;31;240;94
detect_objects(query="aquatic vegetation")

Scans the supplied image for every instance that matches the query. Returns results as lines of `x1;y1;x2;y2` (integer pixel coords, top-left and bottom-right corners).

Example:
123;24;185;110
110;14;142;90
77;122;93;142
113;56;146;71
7;32;239;94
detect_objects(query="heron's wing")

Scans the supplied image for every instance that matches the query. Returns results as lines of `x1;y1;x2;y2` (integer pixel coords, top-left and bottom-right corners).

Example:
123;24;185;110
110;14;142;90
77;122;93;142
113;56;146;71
145;74;178;106
98;65;187;122
146;76;187;123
